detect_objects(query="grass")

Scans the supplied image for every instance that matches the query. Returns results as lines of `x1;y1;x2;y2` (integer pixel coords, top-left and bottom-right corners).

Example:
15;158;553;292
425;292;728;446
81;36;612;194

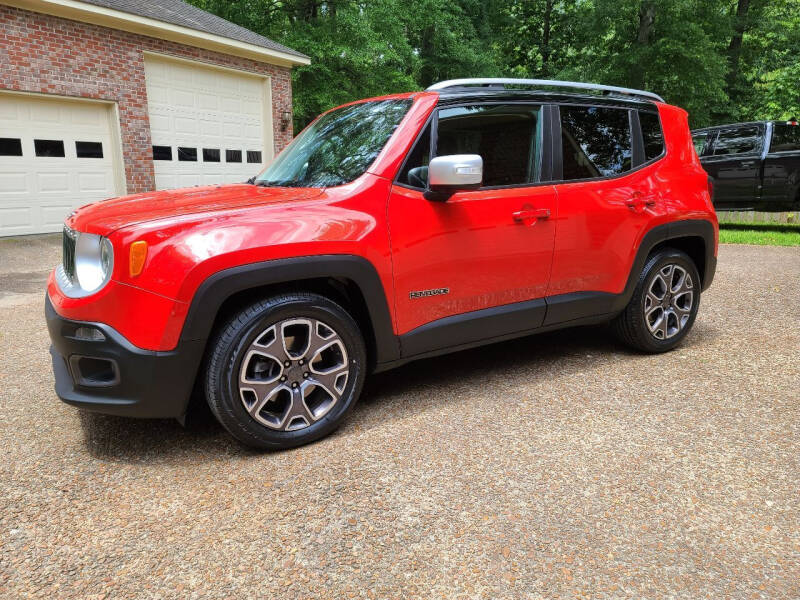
718;221;800;246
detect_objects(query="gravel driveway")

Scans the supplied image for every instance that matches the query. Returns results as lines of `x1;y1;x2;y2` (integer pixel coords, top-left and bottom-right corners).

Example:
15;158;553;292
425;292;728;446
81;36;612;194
1;237;798;599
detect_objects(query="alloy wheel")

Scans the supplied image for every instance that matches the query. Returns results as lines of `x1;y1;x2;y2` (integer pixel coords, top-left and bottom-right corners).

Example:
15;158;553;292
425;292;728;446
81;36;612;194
238;318;350;431
644;264;694;340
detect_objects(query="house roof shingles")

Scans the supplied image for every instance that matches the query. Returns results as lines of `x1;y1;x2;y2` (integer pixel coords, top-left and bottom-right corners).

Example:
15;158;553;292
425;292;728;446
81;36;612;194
77;0;308;60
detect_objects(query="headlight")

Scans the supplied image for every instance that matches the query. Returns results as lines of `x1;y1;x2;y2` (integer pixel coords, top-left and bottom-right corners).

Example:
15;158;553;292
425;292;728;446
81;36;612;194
57;227;114;297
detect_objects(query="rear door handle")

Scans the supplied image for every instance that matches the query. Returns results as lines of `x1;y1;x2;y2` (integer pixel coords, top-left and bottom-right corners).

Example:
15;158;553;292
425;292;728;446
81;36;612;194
512;207;550;224
625;195;657;210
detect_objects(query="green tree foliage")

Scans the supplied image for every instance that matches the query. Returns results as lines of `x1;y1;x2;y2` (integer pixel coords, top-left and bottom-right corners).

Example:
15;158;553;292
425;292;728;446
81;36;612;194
188;0;800;129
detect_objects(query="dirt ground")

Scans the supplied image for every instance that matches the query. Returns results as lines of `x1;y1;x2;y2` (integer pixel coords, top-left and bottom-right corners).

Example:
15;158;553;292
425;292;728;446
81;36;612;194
1;237;798;599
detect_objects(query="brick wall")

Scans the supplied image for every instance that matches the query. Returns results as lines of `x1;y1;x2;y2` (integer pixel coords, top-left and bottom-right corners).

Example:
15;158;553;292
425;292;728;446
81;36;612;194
0;4;294;194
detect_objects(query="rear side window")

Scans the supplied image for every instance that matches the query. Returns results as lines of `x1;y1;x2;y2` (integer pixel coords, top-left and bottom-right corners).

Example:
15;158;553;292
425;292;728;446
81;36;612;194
770;123;800;153
639;111;664;161
560;106;632;179
436;104;543;187
712;127;760;156
692;132;708;156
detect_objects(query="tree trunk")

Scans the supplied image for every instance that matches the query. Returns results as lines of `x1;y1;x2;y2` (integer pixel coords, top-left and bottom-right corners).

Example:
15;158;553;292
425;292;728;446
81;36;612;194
631;1;656;88
541;0;553;76
726;0;750;92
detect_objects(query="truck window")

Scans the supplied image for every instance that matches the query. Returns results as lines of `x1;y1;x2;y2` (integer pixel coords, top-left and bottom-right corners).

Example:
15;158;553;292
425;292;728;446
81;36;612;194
712;127;761;156
560;105;632;180
639;111;664;161
692;132;708;156
770;123;800;153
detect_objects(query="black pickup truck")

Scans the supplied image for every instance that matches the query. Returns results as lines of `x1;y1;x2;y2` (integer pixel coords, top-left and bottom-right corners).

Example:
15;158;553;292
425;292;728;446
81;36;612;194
692;120;800;211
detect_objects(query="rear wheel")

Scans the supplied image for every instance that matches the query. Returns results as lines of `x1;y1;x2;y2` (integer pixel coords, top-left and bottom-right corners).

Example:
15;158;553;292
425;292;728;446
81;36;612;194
205;292;366;449
612;249;701;353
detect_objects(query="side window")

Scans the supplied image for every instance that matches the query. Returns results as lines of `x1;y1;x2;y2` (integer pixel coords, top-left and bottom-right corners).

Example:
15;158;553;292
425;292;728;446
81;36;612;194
560;106;632;180
397;123;431;189
769;123;800;153
436;104;542;187
692;132;709;156
639;111;664;161
712;127;760;156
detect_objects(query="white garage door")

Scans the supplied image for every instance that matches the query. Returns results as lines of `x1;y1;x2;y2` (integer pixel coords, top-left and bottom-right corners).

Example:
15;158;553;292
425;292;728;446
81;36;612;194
0;93;122;237
144;55;272;190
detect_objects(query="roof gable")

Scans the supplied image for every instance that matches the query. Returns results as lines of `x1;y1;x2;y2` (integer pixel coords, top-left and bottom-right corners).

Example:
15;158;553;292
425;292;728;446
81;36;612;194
77;0;307;60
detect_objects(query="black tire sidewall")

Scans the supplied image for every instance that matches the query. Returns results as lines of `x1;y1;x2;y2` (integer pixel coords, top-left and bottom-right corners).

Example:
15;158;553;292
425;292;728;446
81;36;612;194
633;250;701;352
210;295;366;449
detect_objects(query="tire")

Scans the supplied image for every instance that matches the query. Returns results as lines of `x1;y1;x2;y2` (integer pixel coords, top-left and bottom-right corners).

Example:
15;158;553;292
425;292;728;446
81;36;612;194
205;292;367;450
612;248;701;353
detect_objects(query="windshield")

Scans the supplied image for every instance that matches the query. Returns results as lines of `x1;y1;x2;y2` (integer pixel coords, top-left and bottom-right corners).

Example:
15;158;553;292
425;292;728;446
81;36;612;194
256;99;412;188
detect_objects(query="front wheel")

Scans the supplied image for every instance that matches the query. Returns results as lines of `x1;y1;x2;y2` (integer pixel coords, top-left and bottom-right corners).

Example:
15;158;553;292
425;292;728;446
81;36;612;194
612;249;701;353
205;292;366;449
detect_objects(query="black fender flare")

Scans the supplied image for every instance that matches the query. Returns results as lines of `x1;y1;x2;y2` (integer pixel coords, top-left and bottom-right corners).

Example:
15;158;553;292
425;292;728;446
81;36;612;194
179;255;400;365
625;218;717;296
543;218;717;327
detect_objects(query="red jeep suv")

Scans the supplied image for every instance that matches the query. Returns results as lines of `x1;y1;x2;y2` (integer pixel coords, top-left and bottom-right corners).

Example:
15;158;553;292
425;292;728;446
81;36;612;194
46;79;718;449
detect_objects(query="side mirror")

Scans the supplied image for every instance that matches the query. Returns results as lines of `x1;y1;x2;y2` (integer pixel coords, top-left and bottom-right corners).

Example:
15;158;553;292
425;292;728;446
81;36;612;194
426;154;483;199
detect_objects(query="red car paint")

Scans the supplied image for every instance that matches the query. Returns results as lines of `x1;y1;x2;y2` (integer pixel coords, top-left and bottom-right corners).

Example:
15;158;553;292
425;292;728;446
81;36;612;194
47;91;716;352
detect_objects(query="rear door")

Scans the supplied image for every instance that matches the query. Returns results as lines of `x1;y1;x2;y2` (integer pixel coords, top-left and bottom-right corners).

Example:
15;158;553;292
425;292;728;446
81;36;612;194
762;121;800;210
548;103;670;318
702;124;764;210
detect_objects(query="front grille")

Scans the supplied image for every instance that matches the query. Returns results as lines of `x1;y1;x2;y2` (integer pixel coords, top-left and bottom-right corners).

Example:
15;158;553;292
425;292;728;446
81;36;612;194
62;226;76;280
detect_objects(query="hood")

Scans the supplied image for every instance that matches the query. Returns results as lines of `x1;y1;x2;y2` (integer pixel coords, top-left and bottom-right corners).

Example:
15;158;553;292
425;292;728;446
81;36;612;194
67;184;325;236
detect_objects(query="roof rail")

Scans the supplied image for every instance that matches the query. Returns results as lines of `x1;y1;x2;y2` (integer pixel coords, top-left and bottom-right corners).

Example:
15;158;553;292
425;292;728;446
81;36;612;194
426;78;664;103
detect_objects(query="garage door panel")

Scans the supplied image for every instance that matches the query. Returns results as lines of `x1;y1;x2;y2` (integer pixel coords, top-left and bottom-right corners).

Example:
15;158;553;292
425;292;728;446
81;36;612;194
37;171;71;192
0;206;34;231
145;56;270;191
41;204;75;227
0;172;27;194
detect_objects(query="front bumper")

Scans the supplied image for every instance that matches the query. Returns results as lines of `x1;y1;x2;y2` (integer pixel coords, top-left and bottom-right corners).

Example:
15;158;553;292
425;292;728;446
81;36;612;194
46;295;204;418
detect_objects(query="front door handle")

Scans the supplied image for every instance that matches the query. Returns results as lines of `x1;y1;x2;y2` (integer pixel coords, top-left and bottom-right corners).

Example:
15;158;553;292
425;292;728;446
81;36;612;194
512;207;550;225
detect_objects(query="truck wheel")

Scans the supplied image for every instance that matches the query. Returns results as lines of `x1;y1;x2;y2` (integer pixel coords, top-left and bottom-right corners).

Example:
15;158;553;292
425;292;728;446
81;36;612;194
612;248;701;353
205;292;367;449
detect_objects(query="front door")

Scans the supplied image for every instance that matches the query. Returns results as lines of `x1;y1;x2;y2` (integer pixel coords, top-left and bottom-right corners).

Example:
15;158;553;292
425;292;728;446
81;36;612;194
388;103;557;351
702;124;764;210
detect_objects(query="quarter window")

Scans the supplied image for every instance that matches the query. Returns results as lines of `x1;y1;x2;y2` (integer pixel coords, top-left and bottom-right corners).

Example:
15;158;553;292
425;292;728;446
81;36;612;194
436;104;543;187
0;138;22;156
153;146;172;161
639;111;664;161
178;147;197;162
560;106;633;180
226;150;242;163
712;127;760;156
397;123;431;188
75;141;103;159
769;123;800;153
34;139;65;158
